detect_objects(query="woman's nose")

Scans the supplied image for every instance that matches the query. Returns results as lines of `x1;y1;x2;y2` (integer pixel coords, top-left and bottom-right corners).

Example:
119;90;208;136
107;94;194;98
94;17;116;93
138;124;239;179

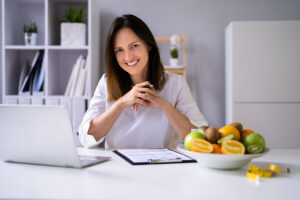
124;50;133;62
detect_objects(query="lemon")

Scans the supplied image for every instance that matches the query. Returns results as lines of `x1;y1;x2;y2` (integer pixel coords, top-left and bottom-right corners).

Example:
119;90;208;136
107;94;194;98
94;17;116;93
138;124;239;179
184;131;205;150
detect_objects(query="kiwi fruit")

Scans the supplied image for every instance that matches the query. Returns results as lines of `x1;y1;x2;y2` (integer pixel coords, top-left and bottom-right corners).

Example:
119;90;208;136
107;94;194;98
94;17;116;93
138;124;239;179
217;134;234;144
197;126;208;134
230;122;243;134
204;126;220;144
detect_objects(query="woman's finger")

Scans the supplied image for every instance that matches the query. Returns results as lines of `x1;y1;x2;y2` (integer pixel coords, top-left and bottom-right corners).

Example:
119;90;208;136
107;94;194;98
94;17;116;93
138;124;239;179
132;103;136;111
137;87;158;97
135;81;151;88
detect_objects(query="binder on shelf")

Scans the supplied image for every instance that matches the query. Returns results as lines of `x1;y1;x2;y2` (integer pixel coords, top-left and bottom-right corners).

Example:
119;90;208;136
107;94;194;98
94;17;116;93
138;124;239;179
83;55;90;97
65;56;82;96
60;98;72;118
70;55;83;96
45;98;59;105
5;97;18;105
31;97;44;105
74;57;87;96
18;97;31;105
72;99;86;134
19;50;45;95
65;55;88;97
18;61;30;93
32;52;46;95
19;51;40;95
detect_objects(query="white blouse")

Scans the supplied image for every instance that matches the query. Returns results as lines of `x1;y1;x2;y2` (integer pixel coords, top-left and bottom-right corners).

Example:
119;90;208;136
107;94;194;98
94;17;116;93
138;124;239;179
78;72;208;149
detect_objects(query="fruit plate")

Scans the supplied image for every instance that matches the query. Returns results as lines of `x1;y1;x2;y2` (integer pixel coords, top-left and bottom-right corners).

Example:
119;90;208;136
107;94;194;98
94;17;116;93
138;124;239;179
176;144;269;169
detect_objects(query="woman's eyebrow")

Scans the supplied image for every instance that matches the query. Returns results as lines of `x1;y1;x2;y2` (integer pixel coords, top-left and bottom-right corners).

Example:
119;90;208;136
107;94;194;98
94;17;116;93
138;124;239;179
128;41;139;47
114;41;139;49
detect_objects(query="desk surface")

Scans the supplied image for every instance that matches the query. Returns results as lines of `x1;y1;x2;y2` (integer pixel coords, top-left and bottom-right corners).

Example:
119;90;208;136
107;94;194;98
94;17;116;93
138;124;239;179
0;148;299;200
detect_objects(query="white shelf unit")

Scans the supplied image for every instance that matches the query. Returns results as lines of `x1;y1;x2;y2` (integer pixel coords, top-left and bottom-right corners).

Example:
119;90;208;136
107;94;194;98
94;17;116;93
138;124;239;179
225;21;300;149
155;32;187;77
1;0;100;145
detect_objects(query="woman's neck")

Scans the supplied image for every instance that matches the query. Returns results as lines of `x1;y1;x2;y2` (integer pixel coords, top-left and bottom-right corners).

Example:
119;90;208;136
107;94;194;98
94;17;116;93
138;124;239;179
131;74;147;85
130;66;148;85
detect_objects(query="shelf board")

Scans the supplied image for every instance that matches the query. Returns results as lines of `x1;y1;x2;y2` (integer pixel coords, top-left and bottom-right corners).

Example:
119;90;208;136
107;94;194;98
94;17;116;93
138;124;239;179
164;65;183;68
5;95;89;99
5;45;46;50
155;37;185;42
164;68;185;74
48;45;89;50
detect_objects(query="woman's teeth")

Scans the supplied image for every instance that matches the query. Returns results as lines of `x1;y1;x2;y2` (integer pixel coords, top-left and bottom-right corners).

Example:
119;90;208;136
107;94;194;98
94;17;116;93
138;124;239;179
127;60;138;66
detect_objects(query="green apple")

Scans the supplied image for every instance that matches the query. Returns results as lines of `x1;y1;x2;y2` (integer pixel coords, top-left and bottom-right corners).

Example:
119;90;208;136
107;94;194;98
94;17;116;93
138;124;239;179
243;133;266;154
184;131;205;150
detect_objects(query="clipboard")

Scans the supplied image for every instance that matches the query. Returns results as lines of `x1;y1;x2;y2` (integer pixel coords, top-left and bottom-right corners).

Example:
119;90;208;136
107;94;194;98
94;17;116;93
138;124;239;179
113;148;197;165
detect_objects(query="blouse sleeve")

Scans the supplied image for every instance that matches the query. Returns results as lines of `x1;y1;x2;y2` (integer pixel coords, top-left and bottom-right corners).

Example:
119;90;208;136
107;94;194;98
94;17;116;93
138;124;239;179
174;76;208;128
78;75;107;148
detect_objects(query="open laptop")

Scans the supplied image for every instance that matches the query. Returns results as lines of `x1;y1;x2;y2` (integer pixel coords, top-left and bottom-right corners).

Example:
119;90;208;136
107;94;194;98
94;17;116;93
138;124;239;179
0;104;110;168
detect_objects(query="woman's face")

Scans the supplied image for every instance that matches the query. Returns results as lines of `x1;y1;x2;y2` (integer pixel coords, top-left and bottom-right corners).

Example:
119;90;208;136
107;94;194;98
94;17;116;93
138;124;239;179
114;28;150;82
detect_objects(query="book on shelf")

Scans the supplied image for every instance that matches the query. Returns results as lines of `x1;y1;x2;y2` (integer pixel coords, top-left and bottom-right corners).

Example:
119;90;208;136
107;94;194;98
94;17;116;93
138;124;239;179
74;56;87;96
18;61;30;92
65;56;81;96
32;51;46;95
19;50;45;95
19;51;40;95
83;55;90;97
65;55;88;97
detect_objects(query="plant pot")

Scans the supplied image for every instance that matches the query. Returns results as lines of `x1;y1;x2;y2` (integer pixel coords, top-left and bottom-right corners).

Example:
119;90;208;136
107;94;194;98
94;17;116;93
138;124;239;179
61;23;86;46
169;58;179;67
24;33;38;46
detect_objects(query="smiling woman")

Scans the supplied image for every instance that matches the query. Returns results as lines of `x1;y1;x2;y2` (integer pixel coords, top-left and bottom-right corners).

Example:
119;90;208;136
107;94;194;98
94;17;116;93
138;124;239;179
113;28;150;85
78;14;208;149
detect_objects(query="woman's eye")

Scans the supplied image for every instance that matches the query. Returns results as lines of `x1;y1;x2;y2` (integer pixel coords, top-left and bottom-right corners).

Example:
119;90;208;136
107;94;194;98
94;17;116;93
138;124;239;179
132;44;138;48
114;49;122;54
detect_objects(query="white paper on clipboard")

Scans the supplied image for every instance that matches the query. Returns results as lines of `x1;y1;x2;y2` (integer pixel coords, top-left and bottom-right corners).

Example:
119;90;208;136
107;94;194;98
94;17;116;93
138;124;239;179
114;148;196;164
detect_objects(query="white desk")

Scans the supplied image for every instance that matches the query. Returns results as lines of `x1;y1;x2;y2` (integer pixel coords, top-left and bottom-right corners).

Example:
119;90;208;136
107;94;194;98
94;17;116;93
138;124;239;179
0;148;299;200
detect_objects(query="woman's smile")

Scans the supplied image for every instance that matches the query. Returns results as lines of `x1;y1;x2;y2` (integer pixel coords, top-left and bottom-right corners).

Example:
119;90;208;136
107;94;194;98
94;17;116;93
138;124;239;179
126;59;139;67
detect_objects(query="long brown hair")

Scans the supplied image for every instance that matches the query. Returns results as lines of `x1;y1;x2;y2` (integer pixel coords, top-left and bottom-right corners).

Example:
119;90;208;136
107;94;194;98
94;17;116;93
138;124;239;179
105;14;165;101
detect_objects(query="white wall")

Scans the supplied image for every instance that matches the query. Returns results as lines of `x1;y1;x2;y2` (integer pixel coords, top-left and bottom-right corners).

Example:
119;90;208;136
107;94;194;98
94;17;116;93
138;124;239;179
98;0;300;128
1;0;300;128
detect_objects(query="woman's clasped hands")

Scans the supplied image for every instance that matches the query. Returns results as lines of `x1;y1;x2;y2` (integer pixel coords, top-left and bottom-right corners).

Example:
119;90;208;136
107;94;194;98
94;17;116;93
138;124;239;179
118;81;164;111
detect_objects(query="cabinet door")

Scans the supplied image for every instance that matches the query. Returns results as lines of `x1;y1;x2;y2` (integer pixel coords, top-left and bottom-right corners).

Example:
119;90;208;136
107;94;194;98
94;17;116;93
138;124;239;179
232;21;300;102
233;103;300;148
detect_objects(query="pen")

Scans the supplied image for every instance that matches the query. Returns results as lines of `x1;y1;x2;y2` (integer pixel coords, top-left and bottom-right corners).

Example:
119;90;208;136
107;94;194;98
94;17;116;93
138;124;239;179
143;84;154;89
148;157;182;163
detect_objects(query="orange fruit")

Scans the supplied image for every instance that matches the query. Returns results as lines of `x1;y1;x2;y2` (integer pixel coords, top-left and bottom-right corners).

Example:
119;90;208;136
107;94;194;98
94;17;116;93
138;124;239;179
242;129;255;140
221;140;245;155
219;125;240;141
212;144;221;154
189;139;213;153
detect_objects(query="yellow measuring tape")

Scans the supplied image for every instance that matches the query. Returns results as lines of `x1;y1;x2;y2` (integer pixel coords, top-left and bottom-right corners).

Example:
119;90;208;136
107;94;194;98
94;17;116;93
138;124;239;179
248;165;273;178
247;164;290;180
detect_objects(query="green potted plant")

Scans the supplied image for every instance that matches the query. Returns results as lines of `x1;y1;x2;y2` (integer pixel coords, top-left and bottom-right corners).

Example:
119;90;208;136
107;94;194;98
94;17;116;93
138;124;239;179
61;7;87;46
23;22;38;45
169;34;180;67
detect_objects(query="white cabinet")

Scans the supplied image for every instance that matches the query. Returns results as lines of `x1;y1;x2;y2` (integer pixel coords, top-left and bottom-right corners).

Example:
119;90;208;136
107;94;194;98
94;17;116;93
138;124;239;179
1;0;100;145
225;21;300;148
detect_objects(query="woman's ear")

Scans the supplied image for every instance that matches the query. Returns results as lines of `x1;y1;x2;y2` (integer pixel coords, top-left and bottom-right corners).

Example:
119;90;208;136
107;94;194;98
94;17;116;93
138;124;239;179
148;45;152;51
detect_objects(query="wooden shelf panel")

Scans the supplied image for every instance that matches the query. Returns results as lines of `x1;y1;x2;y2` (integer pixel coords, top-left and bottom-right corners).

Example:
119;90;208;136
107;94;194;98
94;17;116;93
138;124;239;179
155;37;185;42
165;68;185;74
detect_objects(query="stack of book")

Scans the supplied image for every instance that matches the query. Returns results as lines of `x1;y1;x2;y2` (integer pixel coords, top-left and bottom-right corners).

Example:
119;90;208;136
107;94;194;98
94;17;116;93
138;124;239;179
65;55;89;96
18;50;45;95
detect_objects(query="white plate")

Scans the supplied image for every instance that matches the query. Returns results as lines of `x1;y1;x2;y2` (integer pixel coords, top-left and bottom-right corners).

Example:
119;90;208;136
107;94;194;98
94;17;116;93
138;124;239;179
177;144;269;169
